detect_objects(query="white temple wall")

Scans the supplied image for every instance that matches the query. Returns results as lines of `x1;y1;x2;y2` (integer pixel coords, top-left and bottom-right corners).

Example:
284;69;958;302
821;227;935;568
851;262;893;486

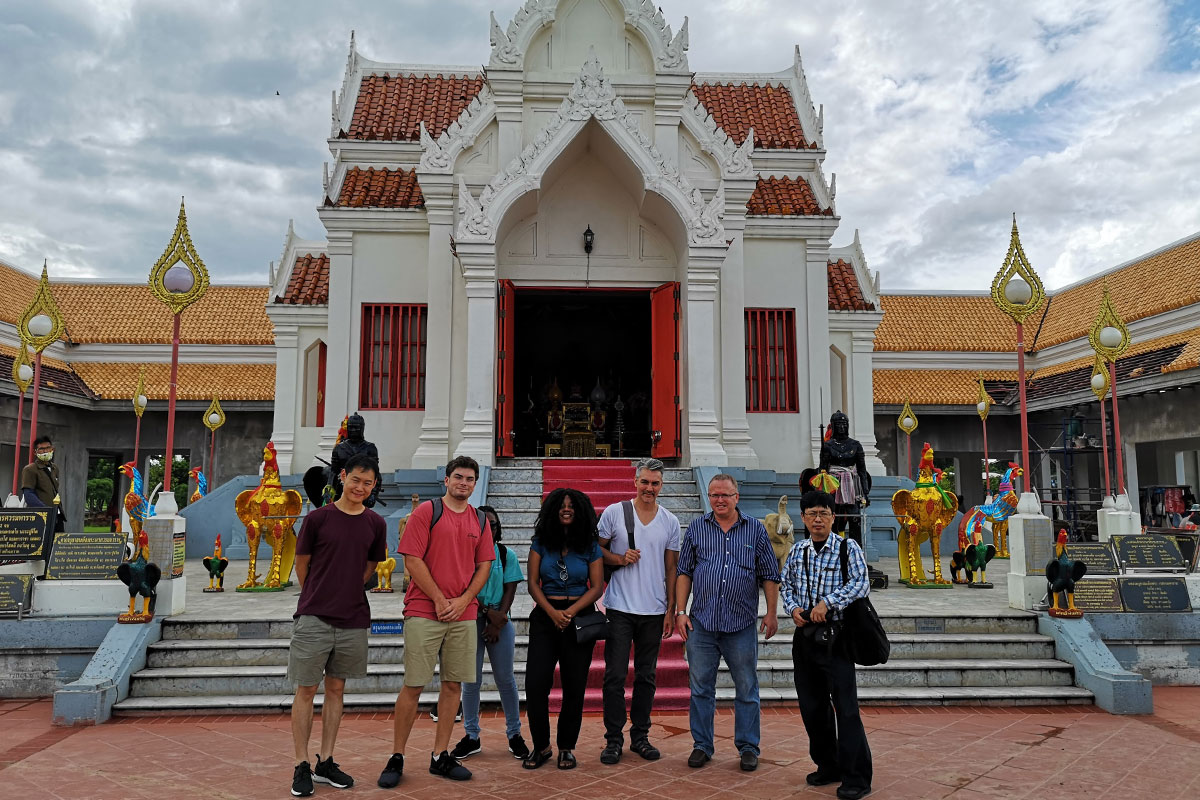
524;0;655;78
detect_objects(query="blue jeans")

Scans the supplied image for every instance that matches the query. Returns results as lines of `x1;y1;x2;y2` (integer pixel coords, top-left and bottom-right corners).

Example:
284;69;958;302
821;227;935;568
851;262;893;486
461;616;522;739
685;617;760;756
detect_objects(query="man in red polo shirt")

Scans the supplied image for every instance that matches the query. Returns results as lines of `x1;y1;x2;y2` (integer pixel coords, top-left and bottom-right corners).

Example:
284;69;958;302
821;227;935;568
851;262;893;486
378;456;494;787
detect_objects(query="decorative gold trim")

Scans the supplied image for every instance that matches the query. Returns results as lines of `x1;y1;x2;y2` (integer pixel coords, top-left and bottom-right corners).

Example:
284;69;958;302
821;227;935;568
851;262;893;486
148;199;210;315
1089;355;1110;400
133;366;148;418
18;262;66;354
203;395;226;431
1088;284;1130;362
12;338;33;394
897;398;919;435
990;215;1046;324
975;375;993;421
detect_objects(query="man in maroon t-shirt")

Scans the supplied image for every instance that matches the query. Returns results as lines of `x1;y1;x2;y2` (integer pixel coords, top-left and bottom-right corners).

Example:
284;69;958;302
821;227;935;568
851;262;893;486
377;456;494;787
288;454;387;797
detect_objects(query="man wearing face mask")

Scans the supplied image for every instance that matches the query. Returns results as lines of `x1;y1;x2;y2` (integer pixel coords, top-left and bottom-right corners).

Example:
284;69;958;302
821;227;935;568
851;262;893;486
21;436;65;532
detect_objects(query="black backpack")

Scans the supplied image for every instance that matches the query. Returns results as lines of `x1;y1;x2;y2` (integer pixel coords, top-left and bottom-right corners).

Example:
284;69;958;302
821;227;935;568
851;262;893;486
428;498;505;568
603;500;637;581
836;535;890;666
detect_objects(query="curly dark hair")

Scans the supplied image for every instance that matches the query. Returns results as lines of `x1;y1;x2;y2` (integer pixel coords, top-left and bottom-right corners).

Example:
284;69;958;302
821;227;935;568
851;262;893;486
533;488;598;554
478;504;503;542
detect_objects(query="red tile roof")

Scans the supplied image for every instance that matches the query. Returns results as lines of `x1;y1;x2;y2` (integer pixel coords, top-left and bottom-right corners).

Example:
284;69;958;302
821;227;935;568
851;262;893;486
692;82;812;150
331;168;425;209
0;345;94;399
342;74;486;141
746;176;832;216
828;260;875;311
277;254;329;305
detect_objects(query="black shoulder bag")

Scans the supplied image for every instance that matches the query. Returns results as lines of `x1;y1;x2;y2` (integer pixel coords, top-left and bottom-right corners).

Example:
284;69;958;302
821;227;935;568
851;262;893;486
837;536;890;666
603;500;637;581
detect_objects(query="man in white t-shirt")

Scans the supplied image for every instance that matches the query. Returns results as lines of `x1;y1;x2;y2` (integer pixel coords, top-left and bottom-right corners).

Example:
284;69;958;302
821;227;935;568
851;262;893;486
598;457;681;765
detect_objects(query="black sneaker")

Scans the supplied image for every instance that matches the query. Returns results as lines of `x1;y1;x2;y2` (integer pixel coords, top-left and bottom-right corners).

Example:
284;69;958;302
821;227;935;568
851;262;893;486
507;734;531;759
430;750;472;781
451;735;481;759
377;753;404;789
291;761;314;797
313;754;354;788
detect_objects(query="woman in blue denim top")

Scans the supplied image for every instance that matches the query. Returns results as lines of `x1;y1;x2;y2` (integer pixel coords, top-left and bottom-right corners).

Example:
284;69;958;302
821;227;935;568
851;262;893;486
523;487;603;771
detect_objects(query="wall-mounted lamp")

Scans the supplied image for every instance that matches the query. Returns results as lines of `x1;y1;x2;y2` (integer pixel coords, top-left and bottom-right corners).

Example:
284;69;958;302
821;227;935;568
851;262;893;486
583;225;594;254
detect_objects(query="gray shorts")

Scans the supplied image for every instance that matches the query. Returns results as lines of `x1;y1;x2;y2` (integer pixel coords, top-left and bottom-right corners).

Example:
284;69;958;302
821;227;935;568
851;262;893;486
288;615;370;686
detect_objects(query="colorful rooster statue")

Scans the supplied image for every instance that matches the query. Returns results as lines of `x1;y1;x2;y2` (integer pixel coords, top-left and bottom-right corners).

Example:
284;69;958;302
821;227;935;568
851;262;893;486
951;517;997;588
189;466;209;505
962;464;1022;559
891;443;958;587
117;530;160;623
119;462;156;540
235;442;303;591
1046;530;1087;618
202;534;229;592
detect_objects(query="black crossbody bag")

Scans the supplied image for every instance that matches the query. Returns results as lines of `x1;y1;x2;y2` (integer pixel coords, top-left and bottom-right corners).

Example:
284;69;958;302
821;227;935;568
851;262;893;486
836;536;890;666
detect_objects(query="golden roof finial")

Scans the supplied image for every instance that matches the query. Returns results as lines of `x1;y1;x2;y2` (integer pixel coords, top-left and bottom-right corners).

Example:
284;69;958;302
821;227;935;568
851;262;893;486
1088;283;1130;362
976;374;993;421
149;197;210;314
18;261;66;354
203;395;226;432
897;398;919;435
990;214;1046;324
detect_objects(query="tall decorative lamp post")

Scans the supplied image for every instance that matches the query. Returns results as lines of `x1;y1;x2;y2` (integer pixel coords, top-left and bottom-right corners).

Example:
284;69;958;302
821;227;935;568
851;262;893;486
1088;356;1113;505
976;375;993;501
897;398;918;480
989;216;1046;510
18;264;65;460
132;366;149;476
202;395;225;485
147;200;209;514
1088;287;1131;497
8;343;34;500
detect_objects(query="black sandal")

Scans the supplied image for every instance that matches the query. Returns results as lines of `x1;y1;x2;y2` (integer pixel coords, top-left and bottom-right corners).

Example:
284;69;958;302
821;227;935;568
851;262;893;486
523;748;553;770
557;750;577;770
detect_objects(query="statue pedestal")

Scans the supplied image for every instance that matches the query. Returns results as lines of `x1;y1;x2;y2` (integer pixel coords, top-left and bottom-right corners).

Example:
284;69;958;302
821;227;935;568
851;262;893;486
1097;494;1141;541
1006;504;1055;610
143;512;188;616
33;576;186;616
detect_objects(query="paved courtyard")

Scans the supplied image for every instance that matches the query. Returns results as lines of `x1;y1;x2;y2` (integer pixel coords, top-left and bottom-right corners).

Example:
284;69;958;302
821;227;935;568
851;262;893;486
4;688;1200;799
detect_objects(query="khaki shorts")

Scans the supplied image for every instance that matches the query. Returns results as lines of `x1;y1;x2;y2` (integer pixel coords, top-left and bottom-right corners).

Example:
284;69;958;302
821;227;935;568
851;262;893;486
288;615;370;686
403;617;476;687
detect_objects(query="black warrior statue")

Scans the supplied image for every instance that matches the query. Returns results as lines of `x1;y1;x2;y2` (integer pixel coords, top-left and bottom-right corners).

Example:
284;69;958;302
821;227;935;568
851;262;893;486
303;413;384;509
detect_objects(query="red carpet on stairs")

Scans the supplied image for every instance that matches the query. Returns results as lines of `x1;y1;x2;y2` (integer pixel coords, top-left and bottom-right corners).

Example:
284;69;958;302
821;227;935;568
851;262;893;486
541;461;690;712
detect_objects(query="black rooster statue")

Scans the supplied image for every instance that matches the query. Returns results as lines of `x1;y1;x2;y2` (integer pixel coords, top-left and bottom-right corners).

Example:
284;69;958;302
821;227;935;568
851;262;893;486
117;530;161;623
1046;529;1087;618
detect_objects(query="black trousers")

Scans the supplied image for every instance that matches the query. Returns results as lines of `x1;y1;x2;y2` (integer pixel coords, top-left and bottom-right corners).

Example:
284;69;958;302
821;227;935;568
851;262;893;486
793;631;872;791
602;608;665;746
524;599;596;751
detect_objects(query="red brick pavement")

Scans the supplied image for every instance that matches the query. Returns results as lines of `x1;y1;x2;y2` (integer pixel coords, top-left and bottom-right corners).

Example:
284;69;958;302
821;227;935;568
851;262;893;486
3;694;1200;799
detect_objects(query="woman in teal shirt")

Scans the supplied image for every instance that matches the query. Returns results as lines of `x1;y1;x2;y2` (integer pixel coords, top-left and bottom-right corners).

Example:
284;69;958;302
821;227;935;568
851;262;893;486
523;488;604;770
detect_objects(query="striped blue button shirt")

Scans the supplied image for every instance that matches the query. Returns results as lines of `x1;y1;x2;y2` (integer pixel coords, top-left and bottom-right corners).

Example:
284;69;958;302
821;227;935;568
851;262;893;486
780;534;870;624
678;510;780;633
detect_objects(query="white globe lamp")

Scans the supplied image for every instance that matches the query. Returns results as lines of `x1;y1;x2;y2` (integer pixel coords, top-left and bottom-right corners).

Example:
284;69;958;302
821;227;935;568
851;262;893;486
163;265;195;294
17;364;33;383
1099;326;1123;349
27;314;53;338
1003;278;1032;305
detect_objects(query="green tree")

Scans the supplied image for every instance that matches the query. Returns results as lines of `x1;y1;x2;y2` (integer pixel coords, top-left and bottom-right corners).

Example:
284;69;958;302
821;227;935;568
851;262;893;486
86;477;114;512
146;453;191;509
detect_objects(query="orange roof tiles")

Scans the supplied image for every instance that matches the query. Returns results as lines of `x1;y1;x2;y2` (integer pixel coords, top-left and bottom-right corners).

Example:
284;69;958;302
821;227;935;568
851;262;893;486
692;83;811;149
343;74;486;141
828;260;874;312
874;295;1016;352
71;362;275;401
51;285;273;345
277;254;329;305
332;168;425;209
873;369;1018;406
0;262;40;328
0;344;92;398
746;176;832;217
1030;328;1200;380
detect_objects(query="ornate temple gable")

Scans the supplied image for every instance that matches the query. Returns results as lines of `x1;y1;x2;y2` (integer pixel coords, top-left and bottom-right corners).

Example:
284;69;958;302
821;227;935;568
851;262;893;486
488;0;688;73
679;92;756;180
455;50;722;247
269;220;329;306
418;86;498;173
828;231;881;312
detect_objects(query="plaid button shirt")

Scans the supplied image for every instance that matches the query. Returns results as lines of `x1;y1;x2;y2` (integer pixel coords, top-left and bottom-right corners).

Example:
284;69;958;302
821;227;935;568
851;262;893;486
780;535;869;623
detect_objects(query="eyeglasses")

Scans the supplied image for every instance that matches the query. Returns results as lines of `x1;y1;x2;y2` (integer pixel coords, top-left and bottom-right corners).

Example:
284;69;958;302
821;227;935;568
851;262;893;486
707;493;737;500
803;511;834;520
556;558;569;582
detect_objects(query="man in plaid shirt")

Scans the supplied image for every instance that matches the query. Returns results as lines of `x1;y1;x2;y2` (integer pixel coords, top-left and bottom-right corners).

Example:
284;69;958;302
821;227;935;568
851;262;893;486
781;490;872;800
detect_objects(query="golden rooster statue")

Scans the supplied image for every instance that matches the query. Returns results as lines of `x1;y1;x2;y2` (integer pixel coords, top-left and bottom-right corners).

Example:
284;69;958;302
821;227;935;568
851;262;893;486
891;442;958;587
235;442;303;591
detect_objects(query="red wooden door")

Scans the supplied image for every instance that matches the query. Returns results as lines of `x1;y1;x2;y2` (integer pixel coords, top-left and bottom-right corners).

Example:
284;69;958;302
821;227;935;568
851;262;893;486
650;282;681;459
316;341;327;427
496;280;517;457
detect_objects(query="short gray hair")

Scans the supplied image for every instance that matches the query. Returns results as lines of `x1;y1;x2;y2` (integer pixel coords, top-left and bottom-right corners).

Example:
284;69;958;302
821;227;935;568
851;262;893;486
635;458;664;478
708;473;739;492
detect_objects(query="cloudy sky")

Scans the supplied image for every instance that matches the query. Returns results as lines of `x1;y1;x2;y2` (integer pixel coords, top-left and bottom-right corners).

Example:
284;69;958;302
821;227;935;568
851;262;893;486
1;0;1198;290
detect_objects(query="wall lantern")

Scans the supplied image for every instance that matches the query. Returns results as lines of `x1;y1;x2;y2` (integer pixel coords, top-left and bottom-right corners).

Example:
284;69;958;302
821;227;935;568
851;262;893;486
583;225;595;254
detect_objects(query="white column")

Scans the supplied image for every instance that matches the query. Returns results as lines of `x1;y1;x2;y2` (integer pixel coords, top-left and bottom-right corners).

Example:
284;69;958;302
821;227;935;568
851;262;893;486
716;233;757;467
413;175;455;468
454;245;498;465
685;252;727;465
269;321;300;475
806;241;832;467
316;229;355;461
490;71;525;167
850;327;886;475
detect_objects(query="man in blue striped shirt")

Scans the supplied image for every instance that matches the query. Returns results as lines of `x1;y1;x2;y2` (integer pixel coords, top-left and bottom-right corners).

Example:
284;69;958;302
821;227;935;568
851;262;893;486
781;490;872;800
675;473;780;772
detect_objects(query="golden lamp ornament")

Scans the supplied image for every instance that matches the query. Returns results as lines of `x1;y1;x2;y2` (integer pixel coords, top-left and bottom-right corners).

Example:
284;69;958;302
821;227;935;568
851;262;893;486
148;199;210;314
897;399;919;435
203;395;226;432
18;263;66;354
1089;356;1110;400
133;366;149;418
11;340;33;394
975;376;992;421
1088;285;1131;363
990;215;1046;324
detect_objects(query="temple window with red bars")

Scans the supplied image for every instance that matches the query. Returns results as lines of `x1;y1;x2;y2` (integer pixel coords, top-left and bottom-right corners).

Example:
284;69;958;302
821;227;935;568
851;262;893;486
359;303;428;410
745;308;798;413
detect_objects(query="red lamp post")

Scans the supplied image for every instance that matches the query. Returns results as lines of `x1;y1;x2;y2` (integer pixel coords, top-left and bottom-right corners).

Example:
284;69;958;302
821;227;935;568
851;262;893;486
1089;286;1132;497
1089;357;1113;500
202;395;225;485
976;376;993;499
8;344;34;498
17;264;65;463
